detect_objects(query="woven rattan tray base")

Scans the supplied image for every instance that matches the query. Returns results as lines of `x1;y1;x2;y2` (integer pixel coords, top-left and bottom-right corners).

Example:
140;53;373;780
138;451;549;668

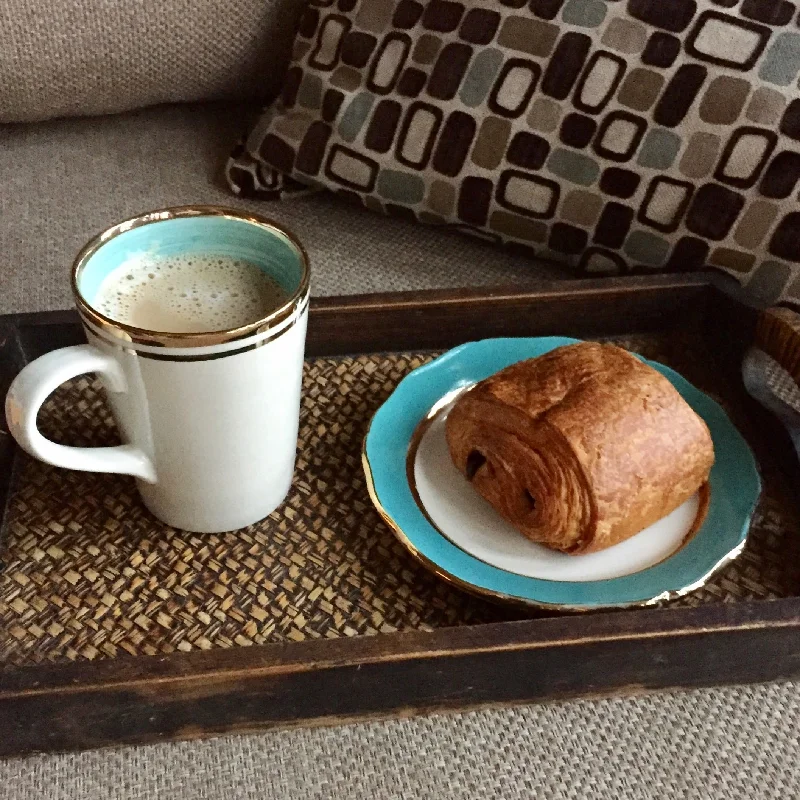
2;334;800;667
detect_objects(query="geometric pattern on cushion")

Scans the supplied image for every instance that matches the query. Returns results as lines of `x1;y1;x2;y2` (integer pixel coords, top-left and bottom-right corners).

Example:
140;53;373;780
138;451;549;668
228;0;800;307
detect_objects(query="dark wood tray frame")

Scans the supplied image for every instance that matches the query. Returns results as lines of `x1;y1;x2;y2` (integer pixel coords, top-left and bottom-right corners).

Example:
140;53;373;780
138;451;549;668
2;273;800;758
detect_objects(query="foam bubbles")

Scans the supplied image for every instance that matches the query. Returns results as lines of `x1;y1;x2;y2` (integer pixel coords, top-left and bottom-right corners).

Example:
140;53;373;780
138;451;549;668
93;254;289;333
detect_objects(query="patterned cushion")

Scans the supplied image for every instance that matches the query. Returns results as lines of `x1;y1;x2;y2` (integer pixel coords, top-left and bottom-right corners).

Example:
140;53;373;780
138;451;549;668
227;0;800;305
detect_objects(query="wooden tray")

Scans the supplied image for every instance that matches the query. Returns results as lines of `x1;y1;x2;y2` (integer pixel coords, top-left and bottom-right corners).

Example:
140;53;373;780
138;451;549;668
2;274;800;758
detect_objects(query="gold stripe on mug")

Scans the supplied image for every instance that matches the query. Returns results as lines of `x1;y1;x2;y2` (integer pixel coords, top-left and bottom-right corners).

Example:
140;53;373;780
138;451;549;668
81;300;307;362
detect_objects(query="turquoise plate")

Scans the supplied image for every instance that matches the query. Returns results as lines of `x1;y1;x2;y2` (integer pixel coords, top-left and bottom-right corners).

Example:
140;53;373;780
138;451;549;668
363;338;761;611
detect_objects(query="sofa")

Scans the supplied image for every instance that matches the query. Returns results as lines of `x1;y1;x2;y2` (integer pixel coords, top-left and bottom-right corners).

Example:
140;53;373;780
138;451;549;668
1;0;569;316
2;2;799;798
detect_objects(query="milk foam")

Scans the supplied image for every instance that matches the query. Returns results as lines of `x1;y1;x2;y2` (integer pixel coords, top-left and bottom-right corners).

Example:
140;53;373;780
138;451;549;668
93;254;289;333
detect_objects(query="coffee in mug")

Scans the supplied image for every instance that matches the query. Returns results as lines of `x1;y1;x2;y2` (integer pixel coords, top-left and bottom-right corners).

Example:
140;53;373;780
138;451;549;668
5;206;309;533
94;254;289;333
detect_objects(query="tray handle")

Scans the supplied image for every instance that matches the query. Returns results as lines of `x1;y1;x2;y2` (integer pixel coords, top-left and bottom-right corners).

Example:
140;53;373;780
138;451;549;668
755;306;800;388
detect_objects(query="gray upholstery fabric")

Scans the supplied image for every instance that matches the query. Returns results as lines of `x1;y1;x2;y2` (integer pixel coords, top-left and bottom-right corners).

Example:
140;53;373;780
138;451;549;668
0;0;306;123
0;102;562;315
2;102;799;798
4;682;800;799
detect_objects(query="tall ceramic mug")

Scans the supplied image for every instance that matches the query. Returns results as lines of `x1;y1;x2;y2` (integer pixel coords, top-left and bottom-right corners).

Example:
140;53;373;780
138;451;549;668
5;207;309;533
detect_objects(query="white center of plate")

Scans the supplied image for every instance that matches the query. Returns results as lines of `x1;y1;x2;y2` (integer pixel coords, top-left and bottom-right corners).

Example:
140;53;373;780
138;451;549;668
413;408;699;582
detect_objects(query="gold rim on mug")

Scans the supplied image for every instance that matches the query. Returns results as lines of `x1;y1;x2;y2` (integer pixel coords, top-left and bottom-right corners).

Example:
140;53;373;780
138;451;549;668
71;205;311;349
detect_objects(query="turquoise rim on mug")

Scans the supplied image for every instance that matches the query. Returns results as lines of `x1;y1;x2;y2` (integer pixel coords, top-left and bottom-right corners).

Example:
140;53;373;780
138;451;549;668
71;206;310;349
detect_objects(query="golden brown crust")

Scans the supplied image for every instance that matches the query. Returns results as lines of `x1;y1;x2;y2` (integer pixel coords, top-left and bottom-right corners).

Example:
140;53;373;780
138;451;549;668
445;342;715;554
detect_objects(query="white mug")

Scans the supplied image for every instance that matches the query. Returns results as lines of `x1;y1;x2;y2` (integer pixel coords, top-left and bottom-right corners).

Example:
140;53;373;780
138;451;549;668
5;206;310;533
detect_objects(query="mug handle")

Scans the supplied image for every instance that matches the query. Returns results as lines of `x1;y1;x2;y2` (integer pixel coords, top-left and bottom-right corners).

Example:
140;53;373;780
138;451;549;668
5;344;157;482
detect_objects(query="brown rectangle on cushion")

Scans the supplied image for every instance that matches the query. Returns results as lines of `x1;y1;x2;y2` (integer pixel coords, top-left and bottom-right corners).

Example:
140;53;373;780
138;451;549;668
365;100;403;153
296;121;333;175
427;42;473;100
432;111;477;176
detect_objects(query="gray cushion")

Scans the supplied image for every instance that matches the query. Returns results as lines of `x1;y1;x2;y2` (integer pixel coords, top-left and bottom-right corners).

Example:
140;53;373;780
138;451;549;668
0;101;561;314
0;0;306;123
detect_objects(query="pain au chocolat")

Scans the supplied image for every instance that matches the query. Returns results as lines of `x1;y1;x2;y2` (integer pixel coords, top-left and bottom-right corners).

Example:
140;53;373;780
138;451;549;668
445;343;714;554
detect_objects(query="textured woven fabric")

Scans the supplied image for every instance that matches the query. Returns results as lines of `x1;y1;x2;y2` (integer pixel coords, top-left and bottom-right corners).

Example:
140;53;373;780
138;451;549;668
766;355;800;411
2;101;799;798
230;0;800;304
0;102;562;316
0;0;306;123
3;682;800;799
